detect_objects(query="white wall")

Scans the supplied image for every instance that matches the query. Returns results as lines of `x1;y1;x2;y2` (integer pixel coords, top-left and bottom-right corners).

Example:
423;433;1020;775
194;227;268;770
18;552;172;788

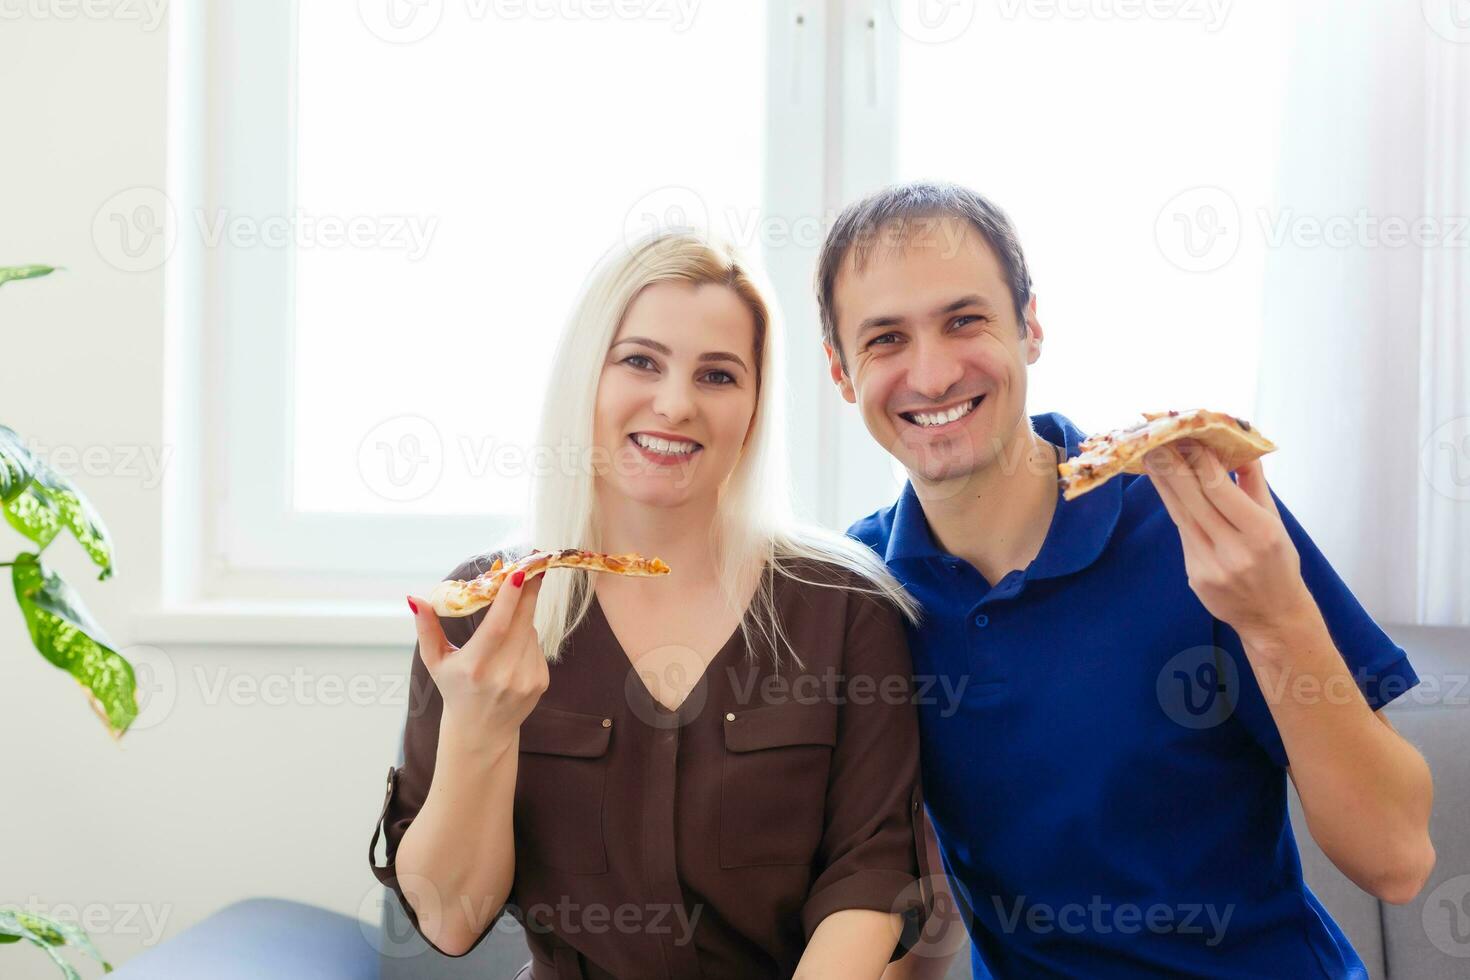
1;9;407;977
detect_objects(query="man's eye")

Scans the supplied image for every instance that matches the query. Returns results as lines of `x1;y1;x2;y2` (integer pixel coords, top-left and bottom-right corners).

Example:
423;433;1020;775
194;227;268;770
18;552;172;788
867;332;901;348
952;315;986;329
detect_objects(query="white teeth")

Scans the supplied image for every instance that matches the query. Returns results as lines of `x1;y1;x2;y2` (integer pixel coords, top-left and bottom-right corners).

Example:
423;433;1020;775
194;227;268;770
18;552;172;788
909;397;979;428
633;433;698;455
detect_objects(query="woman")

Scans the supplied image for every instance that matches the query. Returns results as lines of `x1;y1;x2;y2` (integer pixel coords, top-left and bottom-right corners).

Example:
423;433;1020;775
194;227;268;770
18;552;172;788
369;230;933;979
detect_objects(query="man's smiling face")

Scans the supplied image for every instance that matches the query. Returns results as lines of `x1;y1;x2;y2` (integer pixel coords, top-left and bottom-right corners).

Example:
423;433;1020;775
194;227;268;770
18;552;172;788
826;215;1043;486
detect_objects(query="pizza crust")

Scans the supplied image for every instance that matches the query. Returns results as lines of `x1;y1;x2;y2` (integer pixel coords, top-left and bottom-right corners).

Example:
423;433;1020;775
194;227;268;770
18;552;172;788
428;549;671;617
1057;409;1277;501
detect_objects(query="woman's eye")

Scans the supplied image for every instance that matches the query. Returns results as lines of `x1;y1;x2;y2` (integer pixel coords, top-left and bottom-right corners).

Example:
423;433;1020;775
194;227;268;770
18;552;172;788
622;354;656;370
705;371;736;385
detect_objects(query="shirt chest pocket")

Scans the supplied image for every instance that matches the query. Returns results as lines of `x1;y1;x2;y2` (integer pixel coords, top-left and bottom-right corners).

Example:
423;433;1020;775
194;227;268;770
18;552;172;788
515;707;612;875
719;701;838;869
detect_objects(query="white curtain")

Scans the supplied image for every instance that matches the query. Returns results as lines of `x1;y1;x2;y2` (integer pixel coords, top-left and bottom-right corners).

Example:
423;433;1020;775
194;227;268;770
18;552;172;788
1417;21;1470;624
1255;0;1470;626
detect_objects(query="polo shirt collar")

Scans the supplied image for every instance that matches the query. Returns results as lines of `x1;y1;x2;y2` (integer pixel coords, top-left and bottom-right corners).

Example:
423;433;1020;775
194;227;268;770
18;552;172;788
1026;411;1125;580
883;411;1126;581
884;478;942;563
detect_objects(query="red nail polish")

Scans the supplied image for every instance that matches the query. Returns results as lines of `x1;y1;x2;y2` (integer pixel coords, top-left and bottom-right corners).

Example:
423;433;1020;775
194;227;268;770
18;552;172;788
511;570;525;588
406;596;418;614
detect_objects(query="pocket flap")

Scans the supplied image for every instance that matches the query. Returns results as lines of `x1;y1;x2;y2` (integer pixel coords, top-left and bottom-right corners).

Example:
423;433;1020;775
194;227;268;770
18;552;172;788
723;702;838;752
519;706;613;758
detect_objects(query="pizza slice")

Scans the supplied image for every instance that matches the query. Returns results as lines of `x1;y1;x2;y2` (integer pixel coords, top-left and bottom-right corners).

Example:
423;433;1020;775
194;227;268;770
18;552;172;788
1057;408;1277;501
428;548;671;617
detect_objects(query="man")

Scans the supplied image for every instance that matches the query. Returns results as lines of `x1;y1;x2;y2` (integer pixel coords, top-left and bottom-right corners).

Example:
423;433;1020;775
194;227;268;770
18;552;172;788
818;181;1435;978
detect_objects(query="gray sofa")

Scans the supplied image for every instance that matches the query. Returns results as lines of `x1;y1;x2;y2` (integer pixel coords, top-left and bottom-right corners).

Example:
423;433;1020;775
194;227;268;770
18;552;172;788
110;624;1469;978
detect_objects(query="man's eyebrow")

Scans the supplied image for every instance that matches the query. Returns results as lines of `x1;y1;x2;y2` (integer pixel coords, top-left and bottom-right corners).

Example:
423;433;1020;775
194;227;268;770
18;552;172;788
613;337;748;372
932;294;995;317
856;314;905;339
855;294;997;338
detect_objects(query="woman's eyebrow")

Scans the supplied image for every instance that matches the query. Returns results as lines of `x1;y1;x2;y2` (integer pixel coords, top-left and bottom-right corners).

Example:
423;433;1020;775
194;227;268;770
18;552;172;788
611;333;746;371
611;336;672;355
699;351;748;371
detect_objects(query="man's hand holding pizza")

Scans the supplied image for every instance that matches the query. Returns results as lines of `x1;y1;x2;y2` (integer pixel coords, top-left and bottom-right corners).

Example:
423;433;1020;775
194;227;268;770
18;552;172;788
1142;439;1435;904
1144;440;1315;653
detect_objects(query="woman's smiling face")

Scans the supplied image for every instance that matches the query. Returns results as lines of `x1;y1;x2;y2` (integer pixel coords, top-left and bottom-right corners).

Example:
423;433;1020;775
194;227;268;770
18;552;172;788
593;281;759;509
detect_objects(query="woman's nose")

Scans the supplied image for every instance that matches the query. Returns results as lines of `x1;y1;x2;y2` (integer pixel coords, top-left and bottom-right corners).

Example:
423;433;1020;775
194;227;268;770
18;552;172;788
651;377;696;424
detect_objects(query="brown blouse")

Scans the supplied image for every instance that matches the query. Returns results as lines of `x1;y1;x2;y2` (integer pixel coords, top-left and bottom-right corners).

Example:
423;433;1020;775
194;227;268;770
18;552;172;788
369;555;933;980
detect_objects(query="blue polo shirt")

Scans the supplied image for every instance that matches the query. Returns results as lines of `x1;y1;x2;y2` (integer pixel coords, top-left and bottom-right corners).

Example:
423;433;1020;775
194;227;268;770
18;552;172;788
849;411;1419;979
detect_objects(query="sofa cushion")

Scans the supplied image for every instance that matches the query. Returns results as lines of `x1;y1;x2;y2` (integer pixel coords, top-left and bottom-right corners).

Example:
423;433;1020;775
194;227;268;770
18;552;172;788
110;898;378;979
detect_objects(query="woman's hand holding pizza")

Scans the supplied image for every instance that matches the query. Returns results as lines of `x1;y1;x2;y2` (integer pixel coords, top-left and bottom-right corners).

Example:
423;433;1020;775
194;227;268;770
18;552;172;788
1143;441;1315;643
407;570;549;756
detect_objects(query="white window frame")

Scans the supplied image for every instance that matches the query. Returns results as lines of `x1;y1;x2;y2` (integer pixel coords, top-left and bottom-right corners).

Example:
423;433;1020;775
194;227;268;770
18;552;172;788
146;0;904;641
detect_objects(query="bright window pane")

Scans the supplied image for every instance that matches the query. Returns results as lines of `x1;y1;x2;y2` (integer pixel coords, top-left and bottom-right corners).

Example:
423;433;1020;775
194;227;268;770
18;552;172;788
292;1;768;514
895;6;1290;433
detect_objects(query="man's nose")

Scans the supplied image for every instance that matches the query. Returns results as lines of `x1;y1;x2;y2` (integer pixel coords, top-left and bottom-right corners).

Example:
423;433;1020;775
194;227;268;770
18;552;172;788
907;336;966;401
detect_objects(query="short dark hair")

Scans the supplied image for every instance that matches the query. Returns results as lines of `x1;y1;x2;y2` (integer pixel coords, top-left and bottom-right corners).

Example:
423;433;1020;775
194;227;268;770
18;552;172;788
815;180;1034;368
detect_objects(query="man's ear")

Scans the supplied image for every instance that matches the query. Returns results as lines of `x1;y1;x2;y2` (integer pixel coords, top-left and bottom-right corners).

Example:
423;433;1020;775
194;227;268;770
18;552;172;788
823;341;857;404
1022;294;1043;366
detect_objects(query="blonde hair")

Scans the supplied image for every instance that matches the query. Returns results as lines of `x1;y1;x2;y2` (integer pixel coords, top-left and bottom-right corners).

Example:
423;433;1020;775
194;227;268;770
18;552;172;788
520;229;919;665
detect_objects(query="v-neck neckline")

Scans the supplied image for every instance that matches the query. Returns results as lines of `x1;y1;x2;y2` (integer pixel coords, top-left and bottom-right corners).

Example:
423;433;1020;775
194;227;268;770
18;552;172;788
588;587;756;719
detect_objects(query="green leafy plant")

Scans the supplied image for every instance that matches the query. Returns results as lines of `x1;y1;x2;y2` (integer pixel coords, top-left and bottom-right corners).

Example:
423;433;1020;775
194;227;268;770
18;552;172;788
0;909;112;978
3;264;133;976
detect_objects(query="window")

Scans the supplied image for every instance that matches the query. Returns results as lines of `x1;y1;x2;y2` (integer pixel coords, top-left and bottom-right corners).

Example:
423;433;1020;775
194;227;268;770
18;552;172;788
175;1;1294;608
892;3;1290;431
188;0;797;601
292;2;769;518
